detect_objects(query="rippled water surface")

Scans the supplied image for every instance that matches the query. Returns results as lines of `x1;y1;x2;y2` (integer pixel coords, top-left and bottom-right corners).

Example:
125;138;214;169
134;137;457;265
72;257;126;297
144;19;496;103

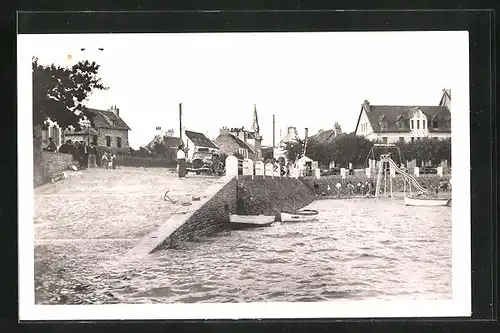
111;198;452;303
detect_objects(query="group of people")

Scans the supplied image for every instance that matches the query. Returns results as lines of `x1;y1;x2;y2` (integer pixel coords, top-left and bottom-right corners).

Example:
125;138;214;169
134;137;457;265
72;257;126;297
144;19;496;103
44;137;116;170
322;180;376;197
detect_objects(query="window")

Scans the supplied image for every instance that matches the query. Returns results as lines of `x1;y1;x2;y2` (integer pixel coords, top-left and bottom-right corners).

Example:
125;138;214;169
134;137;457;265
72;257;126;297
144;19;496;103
411;120;414;129
416;120;420;129
433;119;439;128
382;137;388;144
105;136;111;147
92;135;98;145
422;120;426;129
411;137;415;142
399;137;404;143
417;137;421;141
116;137;122;148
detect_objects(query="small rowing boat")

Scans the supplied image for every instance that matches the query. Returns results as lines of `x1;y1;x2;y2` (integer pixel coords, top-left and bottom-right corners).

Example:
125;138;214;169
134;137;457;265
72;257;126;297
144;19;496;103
404;196;451;207
280;209;319;222
229;214;276;229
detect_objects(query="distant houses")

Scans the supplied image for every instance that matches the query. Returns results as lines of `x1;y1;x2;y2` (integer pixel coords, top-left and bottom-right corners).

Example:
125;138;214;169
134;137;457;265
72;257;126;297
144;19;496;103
354;89;451;143
214;104;263;161
309;122;343;144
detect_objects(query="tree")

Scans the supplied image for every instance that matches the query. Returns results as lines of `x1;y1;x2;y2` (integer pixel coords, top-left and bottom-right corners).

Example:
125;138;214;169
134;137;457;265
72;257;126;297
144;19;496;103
33;57;108;130
285;138;304;163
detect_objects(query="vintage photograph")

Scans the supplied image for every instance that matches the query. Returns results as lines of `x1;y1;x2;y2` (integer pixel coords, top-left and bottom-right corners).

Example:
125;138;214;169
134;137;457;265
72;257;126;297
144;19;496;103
18;31;470;320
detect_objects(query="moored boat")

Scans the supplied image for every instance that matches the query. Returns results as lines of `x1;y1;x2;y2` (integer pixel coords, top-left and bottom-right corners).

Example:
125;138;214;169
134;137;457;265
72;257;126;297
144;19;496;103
280;209;319;222
404;196;451;207
229;214;276;229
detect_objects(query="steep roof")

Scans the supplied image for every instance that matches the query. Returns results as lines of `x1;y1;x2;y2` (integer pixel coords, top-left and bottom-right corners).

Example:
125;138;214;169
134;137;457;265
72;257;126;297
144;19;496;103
88;108;131;131
145;135;184;151
217;133;255;153
356;105;451;133
310;129;336;143
185;130;219;149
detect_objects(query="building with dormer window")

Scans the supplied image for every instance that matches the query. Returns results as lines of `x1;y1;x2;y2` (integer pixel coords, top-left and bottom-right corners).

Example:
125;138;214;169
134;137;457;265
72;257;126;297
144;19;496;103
354;89;451;143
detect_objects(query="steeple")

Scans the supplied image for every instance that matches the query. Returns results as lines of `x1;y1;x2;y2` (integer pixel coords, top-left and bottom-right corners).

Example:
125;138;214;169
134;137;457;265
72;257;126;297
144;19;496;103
252;104;260;133
439;89;451;110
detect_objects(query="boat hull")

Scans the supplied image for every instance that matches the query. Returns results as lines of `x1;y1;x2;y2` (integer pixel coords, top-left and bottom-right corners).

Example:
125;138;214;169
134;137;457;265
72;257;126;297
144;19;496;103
281;209;319;222
229;215;275;228
404;196;451;206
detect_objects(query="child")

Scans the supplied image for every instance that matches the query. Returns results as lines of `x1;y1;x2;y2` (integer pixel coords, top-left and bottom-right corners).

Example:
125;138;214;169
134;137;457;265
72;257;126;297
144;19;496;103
101;152;109;169
111;154;117;169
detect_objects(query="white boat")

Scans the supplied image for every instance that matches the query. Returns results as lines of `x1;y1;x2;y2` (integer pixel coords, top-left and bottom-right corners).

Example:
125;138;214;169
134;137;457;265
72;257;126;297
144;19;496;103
404;196;451;207
229;214;276;228
281;209;319;222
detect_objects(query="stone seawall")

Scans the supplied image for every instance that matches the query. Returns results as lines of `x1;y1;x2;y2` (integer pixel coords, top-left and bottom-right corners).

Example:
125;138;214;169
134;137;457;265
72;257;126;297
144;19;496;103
310;175;452;195
126;176;237;256
236;176;315;220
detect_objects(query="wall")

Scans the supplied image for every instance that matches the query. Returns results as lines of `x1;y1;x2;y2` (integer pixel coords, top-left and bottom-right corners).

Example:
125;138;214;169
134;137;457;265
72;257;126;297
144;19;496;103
40;152;75;183
311;174;452;195
127;176;237;256
33;125;44;187
97;127;129;149
214;135;241;157
236;176;315;220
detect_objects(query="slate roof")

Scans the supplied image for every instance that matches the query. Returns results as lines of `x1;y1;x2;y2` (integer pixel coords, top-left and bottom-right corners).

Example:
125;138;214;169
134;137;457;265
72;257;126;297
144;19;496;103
185;130;219;149
88;108;131;131
356;105;451;134
310;129;337;143
218;133;255;153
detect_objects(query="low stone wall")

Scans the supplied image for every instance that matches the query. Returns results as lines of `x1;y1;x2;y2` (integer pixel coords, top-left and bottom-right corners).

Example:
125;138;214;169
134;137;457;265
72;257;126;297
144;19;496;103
236;176;315;220
126;176;237;256
34;151;75;187
42;152;75;178
310;174;452;195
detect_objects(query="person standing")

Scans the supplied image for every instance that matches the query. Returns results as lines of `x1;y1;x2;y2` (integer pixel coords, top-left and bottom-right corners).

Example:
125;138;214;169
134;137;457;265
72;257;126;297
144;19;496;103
88;143;97;168
101;152;109;169
177;144;186;179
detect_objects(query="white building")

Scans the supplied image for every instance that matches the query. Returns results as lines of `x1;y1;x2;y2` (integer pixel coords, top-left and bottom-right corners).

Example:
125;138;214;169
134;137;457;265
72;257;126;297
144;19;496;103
273;126;301;162
354;89;451;143
183;129;219;161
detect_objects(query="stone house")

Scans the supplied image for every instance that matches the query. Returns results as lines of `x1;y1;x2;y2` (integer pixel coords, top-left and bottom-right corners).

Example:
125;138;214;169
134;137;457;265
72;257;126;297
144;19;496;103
214;127;259;160
64;105;131;150
273;126;301;162
354;89;451;143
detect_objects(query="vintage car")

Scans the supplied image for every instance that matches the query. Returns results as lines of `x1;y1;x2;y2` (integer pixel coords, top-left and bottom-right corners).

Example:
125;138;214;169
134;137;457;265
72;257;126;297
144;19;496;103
187;151;225;175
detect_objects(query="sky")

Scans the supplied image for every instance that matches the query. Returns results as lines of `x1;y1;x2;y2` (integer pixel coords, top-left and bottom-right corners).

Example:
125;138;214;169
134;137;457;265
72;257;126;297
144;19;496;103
26;31;468;149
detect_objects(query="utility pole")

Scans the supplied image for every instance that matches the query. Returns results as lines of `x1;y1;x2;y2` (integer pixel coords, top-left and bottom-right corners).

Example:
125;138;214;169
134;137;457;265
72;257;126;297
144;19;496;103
272;114;276;147
179;103;183;141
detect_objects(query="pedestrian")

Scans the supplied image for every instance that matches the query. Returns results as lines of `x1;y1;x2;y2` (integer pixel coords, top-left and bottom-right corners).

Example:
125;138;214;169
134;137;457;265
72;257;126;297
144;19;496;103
177;144;186;179
111;154;117;169
88;143;97;168
101;152;109;169
58;139;72;154
43;137;57;152
80;141;88;169
347;181;355;195
335;182;342;197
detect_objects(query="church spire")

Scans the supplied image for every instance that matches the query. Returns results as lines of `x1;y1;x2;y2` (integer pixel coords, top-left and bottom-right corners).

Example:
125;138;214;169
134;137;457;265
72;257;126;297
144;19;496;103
252;104;260;133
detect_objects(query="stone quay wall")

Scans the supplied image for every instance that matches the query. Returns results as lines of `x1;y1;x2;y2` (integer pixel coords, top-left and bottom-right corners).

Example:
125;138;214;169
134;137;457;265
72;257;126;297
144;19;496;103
236;175;316;220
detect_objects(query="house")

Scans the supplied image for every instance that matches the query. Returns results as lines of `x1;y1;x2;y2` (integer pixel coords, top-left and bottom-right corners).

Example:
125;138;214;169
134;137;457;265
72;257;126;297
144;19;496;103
214;127;258;160
40;119;64;149
273;126;301;162
145;128;184;160
213;104;264;160
64;105;131;150
354;89;452;143
309;122;343;143
183;130;219;161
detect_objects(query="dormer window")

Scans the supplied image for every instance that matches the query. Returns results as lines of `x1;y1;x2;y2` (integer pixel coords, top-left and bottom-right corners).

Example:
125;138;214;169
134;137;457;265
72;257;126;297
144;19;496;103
110;119;115;126
396;116;406;129
432;117;439;129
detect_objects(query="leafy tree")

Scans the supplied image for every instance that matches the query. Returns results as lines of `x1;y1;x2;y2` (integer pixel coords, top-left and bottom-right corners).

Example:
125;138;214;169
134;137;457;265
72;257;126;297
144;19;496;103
33;57;108;130
285;138;304;163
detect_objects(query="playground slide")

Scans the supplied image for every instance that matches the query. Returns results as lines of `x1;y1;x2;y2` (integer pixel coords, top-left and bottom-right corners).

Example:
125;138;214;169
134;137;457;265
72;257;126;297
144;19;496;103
384;158;428;193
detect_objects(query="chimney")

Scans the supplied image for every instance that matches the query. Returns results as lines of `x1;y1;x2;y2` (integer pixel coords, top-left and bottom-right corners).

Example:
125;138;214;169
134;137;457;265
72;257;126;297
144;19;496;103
363;100;370;112
220;126;229;134
272;114;275;147
304;127;308;139
166;129;174;137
